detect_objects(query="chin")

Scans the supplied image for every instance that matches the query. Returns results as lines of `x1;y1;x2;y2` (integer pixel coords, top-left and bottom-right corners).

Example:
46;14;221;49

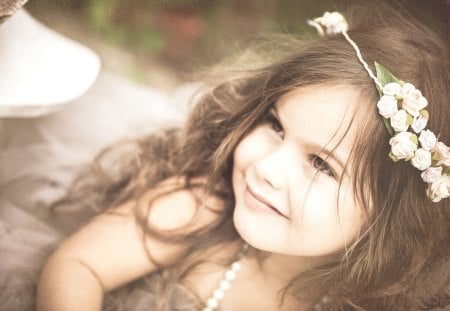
233;203;290;254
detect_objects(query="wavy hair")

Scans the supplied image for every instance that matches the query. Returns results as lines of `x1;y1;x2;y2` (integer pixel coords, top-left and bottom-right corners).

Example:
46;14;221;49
53;2;449;310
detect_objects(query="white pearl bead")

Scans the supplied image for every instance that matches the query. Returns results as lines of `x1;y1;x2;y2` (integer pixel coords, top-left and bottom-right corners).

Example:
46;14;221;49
213;288;225;300
225;270;236;281
219;280;231;290
207;297;219;309
202;244;248;311
231;262;241;271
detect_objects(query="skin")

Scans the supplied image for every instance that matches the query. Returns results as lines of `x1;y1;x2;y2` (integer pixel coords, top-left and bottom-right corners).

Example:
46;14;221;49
37;178;221;310
37;84;367;310
232;84;365;257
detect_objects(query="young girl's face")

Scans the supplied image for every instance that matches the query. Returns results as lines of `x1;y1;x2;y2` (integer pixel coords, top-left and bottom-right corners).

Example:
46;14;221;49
232;85;366;257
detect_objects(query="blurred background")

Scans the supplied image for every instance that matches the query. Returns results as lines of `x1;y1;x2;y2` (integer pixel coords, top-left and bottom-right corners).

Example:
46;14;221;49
25;0;448;91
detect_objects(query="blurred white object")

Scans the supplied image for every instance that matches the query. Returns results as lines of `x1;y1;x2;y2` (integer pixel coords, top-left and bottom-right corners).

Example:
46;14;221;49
0;6;189;308
0;9;101;117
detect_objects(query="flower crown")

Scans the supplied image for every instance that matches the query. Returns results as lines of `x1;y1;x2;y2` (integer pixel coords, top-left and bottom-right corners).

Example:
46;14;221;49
308;12;450;202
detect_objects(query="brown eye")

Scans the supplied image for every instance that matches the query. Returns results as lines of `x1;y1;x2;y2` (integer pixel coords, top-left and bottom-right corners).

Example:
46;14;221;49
310;155;335;178
264;113;284;137
270;115;283;134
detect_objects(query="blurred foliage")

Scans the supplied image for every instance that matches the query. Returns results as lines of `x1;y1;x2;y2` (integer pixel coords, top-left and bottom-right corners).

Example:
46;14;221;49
26;0;347;70
26;0;447;79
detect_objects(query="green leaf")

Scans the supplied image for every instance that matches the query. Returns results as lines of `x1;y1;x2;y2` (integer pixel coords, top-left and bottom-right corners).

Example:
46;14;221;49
406;114;414;125
389;151;399;162
410;133;418;145
431;151;440;162
375;62;403;137
374;62;402;88
420;109;429;119
383;118;394;136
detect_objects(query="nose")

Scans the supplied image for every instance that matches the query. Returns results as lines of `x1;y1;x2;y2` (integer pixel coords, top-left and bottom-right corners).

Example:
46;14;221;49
253;144;300;191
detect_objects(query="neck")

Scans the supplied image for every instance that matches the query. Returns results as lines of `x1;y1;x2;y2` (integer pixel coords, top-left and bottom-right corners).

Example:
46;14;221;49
223;251;321;310
257;251;332;285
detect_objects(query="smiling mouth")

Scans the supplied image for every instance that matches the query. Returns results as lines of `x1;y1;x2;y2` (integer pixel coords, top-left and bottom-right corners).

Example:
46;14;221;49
245;186;288;218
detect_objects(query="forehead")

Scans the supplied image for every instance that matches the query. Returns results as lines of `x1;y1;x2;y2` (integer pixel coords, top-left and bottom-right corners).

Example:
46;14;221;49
276;84;362;160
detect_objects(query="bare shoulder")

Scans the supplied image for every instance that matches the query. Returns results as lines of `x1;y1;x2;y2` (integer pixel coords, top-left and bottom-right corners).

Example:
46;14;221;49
137;175;224;232
42;175;223;292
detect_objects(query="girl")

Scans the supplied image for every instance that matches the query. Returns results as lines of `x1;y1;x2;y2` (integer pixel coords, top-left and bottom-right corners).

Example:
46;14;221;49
36;3;449;310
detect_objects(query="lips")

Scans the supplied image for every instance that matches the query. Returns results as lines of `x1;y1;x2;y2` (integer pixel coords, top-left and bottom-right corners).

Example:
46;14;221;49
245;185;288;219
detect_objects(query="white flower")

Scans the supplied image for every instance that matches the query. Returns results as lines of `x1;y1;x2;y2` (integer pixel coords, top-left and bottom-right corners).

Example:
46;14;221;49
418;129;437;151
434;142;450;166
320;12;348;34
426;175;450;202
411;115;428;133
401;84;428;117
390;109;409;132
383;82;402;96
377;95;398;118
421;166;442;183
389;132;418;160
401;83;415;97
411;148;432;170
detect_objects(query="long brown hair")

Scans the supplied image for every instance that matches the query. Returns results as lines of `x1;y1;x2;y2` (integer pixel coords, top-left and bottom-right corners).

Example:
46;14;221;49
54;2;449;310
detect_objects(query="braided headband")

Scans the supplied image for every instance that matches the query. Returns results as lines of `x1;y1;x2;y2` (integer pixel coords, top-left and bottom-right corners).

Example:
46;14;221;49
308;12;450;202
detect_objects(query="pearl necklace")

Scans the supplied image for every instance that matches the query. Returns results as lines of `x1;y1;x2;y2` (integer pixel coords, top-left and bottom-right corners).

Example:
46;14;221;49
202;244;249;311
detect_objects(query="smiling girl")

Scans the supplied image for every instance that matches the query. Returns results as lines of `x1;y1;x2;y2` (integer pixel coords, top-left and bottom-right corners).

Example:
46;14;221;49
36;3;449;310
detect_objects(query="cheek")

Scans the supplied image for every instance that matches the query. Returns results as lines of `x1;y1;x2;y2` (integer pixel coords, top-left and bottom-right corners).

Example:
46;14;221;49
232;134;254;194
233;127;272;171
295;187;364;254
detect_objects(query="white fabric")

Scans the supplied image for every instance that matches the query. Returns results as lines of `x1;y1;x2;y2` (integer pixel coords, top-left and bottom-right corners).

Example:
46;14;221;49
0;70;190;309
0;9;101;117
